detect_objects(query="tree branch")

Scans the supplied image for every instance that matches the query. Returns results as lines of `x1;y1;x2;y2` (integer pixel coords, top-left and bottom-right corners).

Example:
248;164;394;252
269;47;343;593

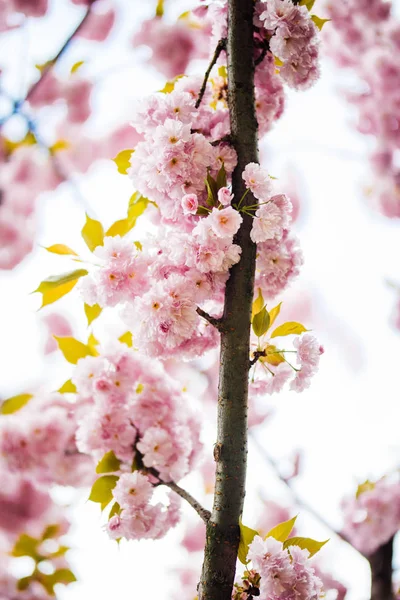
195;38;227;109
197;307;223;331
25;1;96;103
146;464;210;524
368;537;394;600
198;0;259;597
162;480;211;524
250;433;359;551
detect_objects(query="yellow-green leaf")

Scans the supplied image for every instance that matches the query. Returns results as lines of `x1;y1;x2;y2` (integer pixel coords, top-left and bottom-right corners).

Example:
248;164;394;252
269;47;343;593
283;536;329;557
12;534;40;560
45;244;78;256
218;65;227;79
87;333;99;350
70;60;84;74
252;307;270;338
238;521;259;565
274;56;284;67
356;480;376;498
112;149;134;175
266;516;297;542
155;0;164;17
268;302;282;330
109;502;122;519
300;0;315;10
119;331;133;347
89;475;119;510
1;393;33;415
81;214;104;252
84;303;102;326
58;379;77;394
42;524;60;540
34;269;88;308
311;15;330;30
260;344;285;366
49;139;70;154
159;74;184;94
252;288;264;319
54;336;96;364
96;451;122;474
271;322;308;338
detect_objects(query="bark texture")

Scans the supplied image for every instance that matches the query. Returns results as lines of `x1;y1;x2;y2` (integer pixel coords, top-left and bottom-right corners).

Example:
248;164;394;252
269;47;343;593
369;537;394;600
198;0;258;598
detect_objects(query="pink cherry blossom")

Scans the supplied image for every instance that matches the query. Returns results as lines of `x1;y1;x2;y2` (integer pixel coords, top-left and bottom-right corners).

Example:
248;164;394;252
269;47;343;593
242;163;272;201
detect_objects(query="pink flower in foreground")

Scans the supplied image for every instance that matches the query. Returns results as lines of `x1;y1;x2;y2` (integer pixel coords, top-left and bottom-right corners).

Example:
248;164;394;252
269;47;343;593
181;194;198;215
242;163;272;201
112;472;153;510
218;187;234;206
208;207;242;238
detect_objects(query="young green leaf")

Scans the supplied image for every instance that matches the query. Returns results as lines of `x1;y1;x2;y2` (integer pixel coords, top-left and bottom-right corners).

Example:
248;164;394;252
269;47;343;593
299;0;315;10
96;451;122;474
45;244;78;256
252;307;271;338
238;521;259;565
311;15;330;30
109;502;122;519
54;336;96;364
260;345;285;366
119;331;133;347
216;164;227;190
268;302;282;330
58;379;77;393
84;303;102;326
356;480;376;498
89;475;119;510
34;269;88;308
271;322;307;338
205;173;218;207
81;214;104;252
283;536;329;557
70;60;84;74
252;288;264;319
12;534;41;560
1;393;33;415
266;515;297;542
112;149;134;175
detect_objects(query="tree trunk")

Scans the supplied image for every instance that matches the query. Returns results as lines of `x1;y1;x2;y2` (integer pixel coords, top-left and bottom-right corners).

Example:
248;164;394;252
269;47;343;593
198;0;258;598
369;537;394;600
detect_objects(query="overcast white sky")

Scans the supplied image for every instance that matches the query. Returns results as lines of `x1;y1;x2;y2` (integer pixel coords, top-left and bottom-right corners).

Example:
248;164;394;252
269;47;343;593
1;1;400;598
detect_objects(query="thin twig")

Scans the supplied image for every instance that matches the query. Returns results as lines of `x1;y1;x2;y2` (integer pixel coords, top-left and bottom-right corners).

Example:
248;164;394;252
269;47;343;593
249;349;266;368
163;480;211;523
254;43;269;67
25;1;96;103
195;38;227;109
197;307;223;331
250;433;360;552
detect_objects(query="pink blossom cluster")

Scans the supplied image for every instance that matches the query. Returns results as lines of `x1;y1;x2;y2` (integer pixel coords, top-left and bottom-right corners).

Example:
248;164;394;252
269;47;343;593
242;163;304;300
128;86;235;222
107;472;181;541
325;0;400;218
72;343;202;540
256;0;320;90
0;393;93;486
247;535;323;599
0;466;75;599
1;0;115;37
133;14;209;79
249;332;323;399
0;144;57;269
74;343;202;480
341;478;400;555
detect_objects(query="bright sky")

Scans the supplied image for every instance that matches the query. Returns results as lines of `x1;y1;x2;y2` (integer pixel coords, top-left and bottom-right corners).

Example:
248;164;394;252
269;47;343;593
1;1;400;599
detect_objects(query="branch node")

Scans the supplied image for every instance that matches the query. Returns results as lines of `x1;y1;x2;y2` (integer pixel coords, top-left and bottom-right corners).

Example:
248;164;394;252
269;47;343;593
195;38;227;110
197;307;223;331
